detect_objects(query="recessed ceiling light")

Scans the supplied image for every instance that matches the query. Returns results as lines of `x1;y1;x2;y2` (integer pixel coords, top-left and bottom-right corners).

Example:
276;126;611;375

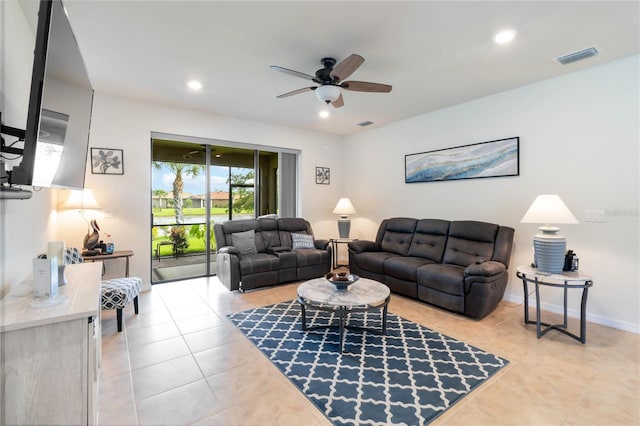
319;110;330;119
494;30;516;45
187;80;202;91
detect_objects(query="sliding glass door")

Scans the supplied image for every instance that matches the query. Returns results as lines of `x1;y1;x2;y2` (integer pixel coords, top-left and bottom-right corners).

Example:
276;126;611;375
151;136;296;284
151;140;209;282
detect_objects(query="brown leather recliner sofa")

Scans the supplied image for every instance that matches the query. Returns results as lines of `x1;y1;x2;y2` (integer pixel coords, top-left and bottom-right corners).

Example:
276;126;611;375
214;217;331;292
348;218;514;319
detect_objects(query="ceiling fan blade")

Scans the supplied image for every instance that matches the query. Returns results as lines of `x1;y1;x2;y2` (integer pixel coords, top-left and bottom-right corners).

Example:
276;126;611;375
341;81;392;93
276;87;316;98
270;65;316;81
331;93;344;108
330;54;364;82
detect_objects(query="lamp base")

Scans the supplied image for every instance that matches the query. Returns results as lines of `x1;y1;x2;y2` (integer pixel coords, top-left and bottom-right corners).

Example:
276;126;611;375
337;219;351;239
533;231;566;274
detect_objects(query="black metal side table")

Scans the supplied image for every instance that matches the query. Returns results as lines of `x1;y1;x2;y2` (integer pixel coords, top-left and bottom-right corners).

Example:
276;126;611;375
330;238;357;269
516;265;593;344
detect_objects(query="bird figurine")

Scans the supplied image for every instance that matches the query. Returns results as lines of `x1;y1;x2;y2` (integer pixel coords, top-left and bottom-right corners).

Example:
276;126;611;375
83;219;101;255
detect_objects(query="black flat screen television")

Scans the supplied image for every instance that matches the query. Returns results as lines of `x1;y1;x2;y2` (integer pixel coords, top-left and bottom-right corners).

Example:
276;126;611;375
10;0;93;190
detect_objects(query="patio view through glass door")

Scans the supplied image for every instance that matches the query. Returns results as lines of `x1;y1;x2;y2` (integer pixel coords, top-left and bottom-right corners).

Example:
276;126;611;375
151;138;280;283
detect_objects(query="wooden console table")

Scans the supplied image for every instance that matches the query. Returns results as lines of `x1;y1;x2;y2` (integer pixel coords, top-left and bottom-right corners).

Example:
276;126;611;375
83;249;133;277
0;262;102;425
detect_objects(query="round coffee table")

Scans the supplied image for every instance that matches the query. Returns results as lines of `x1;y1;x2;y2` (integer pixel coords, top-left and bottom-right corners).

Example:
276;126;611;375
296;277;390;353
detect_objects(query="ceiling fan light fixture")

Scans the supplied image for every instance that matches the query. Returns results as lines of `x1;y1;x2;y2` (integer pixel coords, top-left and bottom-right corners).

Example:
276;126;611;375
272;54;391;108
314;85;341;104
187;80;202;91
494;29;516;45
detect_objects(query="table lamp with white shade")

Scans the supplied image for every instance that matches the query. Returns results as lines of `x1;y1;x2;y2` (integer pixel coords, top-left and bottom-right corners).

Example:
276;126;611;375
60;188;100;211
520;194;579;274
60;189;103;254
333;198;356;238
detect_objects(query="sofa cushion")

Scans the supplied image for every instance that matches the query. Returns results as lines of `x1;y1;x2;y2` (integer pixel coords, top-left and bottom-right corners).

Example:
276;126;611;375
418;285;464;313
222;219;258;234
351;251;397;274
239;253;279;275
407;219;450;262
443;237;495;267
277;218;313;248
384;256;436;281
442;221;498;267
378;217;417;236
273;251;296;269
213;218;258;249
378;218;417;256
258;218;280;251
416;264;466;296
449;220;499;243
291;233;315;249
295;248;329;267
231;230;258;256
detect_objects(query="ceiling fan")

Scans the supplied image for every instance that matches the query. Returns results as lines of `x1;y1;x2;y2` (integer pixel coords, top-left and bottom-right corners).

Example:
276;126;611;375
185;145;205;155
183;144;213;160
271;54;392;108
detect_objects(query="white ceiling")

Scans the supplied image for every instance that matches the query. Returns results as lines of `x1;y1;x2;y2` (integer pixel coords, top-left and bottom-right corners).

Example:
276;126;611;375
52;1;640;135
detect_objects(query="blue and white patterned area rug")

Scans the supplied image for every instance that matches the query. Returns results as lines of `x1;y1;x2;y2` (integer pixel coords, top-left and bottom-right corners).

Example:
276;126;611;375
228;300;508;426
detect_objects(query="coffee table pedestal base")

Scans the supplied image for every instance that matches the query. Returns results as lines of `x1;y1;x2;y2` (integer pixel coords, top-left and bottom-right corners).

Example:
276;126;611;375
297;296;390;354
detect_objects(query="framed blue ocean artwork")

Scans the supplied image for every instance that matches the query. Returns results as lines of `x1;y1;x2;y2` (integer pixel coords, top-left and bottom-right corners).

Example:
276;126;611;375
405;137;519;183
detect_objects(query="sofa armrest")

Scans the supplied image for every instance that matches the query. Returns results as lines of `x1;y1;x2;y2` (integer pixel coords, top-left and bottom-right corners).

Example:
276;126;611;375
216;249;241;291
218;246;242;256
314;239;330;250
464;260;506;277
348;240;381;254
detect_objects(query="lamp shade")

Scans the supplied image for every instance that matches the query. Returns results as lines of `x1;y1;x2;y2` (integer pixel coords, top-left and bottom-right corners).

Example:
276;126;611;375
315;85;341;104
61;188;100;210
520;194;578;227
333;198;356;216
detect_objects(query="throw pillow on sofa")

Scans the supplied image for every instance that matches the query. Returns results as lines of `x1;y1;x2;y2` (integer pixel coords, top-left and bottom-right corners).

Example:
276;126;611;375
291;233;314;249
231;230;258;256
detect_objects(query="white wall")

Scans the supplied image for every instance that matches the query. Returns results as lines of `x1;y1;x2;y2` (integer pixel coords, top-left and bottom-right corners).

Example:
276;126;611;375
343;55;640;332
55;94;344;288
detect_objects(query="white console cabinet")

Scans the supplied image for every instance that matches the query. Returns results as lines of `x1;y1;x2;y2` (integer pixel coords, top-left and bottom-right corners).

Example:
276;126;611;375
1;262;102;425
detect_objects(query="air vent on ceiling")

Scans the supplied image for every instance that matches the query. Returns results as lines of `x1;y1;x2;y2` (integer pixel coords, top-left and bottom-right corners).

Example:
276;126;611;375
358;120;374;127
556;47;599;65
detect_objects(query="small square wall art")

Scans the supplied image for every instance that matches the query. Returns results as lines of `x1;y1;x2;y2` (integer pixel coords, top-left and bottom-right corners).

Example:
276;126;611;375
316;167;330;184
91;148;124;175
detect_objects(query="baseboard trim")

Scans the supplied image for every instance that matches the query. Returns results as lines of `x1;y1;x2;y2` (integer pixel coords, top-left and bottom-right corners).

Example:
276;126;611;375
502;293;640;334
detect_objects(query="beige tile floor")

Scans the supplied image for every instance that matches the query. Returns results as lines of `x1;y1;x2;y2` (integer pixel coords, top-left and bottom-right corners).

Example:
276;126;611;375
98;277;640;426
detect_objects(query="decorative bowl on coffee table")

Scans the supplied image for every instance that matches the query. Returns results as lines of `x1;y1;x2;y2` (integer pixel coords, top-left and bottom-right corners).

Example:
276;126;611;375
325;272;359;290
